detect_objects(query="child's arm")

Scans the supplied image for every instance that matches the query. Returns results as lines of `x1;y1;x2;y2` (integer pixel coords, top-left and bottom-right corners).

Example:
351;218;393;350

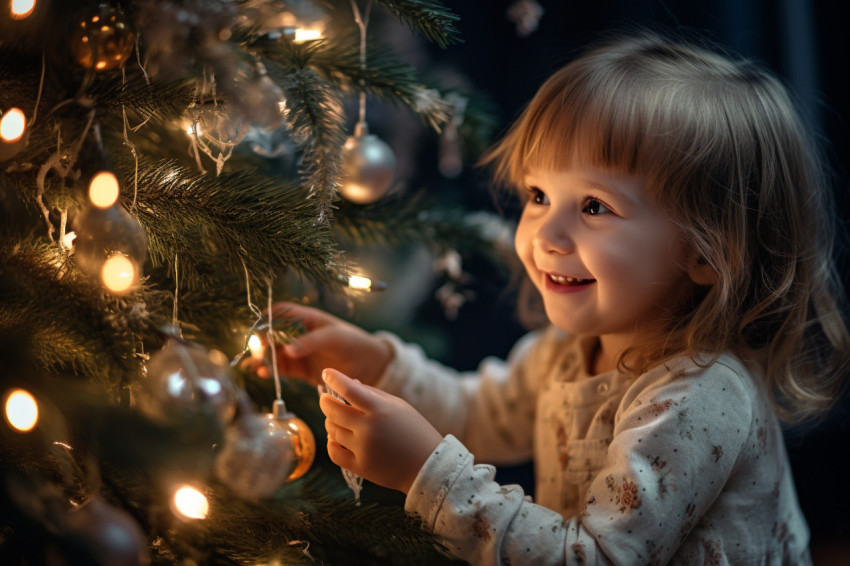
318;368;443;494
399;358;799;565
256;302;393;386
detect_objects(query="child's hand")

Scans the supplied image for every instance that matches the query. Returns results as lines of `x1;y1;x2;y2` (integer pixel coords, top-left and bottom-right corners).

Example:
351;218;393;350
256;302;393;387
319;368;443;495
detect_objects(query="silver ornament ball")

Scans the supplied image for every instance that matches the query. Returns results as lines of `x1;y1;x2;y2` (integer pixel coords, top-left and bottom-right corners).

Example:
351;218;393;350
340;122;396;204
137;339;239;427
214;412;295;500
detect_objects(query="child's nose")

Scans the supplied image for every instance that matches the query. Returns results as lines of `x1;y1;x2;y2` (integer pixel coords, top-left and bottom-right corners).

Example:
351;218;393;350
533;217;574;255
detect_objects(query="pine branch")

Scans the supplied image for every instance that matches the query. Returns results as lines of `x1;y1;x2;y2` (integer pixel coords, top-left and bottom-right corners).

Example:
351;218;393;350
277;66;347;222
0;237;160;395
248;31;451;131
334;193;502;261
115;157;350;290
88;74;194;123
330;0;462;49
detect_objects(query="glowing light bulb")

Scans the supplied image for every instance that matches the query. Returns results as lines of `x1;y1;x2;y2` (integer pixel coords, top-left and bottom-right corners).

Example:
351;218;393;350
101;253;137;293
293;28;322;42
348;275;372;290
5;389;38;432
10;0;36;19
248;334;264;360
0;108;26;143
88;171;120;208
172;485;209;519
60;230;77;250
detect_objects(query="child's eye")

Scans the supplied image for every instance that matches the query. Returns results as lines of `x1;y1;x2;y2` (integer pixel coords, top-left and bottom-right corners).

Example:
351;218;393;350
582;197;611;216
526;187;549;205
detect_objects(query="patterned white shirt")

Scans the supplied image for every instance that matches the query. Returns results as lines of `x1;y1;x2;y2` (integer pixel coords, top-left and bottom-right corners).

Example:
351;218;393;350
375;326;811;565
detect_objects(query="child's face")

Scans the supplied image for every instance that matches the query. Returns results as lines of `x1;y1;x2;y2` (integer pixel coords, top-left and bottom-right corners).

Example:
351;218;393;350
515;167;693;342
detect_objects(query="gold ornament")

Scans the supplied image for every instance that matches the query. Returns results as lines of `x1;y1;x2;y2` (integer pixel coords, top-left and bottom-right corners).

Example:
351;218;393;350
339;121;396;204
274;405;315;482
70;4;134;71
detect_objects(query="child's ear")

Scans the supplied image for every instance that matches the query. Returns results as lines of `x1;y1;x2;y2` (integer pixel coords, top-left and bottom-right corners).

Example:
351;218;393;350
686;249;716;286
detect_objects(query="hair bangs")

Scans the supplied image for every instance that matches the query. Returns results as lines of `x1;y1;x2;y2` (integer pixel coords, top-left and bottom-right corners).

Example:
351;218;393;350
483;61;668;192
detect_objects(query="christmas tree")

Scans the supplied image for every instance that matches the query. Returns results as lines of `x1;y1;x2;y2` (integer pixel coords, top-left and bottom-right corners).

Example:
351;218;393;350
0;1;503;563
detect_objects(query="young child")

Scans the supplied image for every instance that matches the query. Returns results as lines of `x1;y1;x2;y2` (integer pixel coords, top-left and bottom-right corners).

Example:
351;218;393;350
266;34;850;564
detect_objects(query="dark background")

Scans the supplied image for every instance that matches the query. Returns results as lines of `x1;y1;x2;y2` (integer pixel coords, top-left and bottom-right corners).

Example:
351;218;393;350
403;1;849;563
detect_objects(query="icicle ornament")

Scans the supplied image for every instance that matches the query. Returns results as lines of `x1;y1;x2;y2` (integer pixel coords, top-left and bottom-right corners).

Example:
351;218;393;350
318;382;364;501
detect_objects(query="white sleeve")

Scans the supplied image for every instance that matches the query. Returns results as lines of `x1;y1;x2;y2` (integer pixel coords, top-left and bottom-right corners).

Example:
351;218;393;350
373;328;554;465
404;360;755;566
406;434;613;566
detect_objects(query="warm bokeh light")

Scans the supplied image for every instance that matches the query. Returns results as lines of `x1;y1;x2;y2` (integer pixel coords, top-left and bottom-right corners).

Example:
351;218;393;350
248;334;263;360
293;28;322;42
208;348;229;367
173;485;209;519
10;0;36;19
0;108;26;143
348;275;372;290
5;389;39;432
101;253;137;293
88;171;120;208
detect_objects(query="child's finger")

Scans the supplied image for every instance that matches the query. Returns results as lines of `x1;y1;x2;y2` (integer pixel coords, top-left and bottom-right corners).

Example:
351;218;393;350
327;439;357;471
269;301;334;330
322;368;373;411
282;326;334;358
319;393;363;430
324;420;355;448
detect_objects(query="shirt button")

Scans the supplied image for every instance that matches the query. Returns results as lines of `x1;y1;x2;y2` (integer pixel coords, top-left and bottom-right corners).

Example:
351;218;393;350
597;382;610;395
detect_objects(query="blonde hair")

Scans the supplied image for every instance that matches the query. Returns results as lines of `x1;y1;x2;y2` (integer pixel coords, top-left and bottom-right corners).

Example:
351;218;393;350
482;34;850;421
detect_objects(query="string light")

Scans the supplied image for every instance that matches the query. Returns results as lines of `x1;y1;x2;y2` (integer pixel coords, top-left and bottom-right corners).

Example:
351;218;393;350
101;253;137;293
88;171;120;208
10;0;36;20
248;334;264;360
186;121;201;136
344;274;386;292
293;28;323;42
172;485;209;519
4;389;39;432
60;230;77;250
348;275;372;290
0;108;26;143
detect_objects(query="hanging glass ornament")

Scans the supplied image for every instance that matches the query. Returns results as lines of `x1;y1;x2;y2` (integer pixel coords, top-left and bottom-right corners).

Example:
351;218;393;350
137;338;239;428
243;125;294;159
507;0;545;37
70;3;135;71
55;496;149;566
214;400;315;499
338;1;396;204
339;121;396;204
73;201;146;294
438;93;468;178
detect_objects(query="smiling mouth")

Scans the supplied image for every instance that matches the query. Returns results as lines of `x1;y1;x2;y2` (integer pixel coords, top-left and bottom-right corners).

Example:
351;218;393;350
547;273;595;286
